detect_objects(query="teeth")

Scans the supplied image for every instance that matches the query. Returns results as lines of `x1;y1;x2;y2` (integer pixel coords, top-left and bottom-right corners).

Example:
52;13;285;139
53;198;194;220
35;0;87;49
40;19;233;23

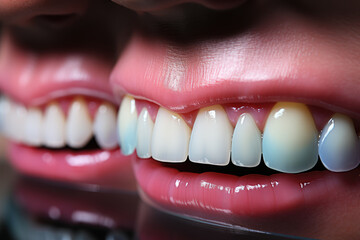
189;105;233;166
66;98;93;148
43;102;66;148
0;96;10;133
117;95;138;155
24;108;43;146
262;102;318;173
231;113;262;167
151;107;191;162
319;113;360;172
93;103;118;149
136;108;154;158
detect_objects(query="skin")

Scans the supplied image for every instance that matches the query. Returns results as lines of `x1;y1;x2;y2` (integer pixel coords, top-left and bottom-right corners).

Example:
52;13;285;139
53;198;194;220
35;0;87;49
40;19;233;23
0;0;359;239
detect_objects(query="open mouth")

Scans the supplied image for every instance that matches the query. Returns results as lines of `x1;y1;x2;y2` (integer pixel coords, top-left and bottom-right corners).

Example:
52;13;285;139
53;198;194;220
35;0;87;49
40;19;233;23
1;0;360;238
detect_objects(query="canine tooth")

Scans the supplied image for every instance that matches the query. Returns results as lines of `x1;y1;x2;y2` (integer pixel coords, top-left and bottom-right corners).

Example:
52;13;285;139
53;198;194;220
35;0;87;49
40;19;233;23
8;102;27;142
43;102;66;148
136;108;154;158
24;108;43;146
189;105;233;166
93;103;118;149
117;95;138;155
66;98;93;148
262;102;318;173
319;114;360;172
152;107;191;162
231;113;261;167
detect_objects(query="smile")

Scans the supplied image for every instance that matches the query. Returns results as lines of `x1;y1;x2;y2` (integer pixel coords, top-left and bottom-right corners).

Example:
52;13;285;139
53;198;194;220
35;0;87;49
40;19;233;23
1;0;360;238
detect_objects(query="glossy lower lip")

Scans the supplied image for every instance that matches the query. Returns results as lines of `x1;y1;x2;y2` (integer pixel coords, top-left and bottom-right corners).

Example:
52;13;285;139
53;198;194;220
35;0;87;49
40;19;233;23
133;156;360;222
8;142;136;191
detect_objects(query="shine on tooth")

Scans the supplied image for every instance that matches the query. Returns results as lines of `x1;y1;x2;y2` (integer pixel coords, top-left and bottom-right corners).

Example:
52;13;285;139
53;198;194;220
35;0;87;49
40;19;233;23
43;102;66;148
319;113;360;172
262;102;318;173
117;95;138;155
66;97;93;148
151;107;191;162
189;105;233;166
93;102;118;150
231;113;262;167
24;108;43;146
136;108;154;158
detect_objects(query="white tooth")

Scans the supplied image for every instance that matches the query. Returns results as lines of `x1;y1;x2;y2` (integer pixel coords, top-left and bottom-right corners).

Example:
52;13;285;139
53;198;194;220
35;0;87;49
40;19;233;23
151;107;191;162
189;105;233;166
43;102;66;148
24;108;43;146
319;113;360;172
66;98;93;148
117;95;138;155
93;103;118;149
136;108;154;158
231;113;262;167
7;102;27;142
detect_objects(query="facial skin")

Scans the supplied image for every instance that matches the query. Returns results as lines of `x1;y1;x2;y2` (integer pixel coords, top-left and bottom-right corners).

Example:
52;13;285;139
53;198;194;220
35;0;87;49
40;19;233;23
0;0;359;239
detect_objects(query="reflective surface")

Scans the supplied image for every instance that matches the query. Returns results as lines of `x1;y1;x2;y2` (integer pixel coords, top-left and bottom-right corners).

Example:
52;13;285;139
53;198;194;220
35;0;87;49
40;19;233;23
0;160;310;240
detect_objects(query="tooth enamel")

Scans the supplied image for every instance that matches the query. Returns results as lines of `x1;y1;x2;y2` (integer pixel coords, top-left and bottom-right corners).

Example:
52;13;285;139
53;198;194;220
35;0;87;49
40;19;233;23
66;98;93;148
8;102;27;142
319;113;360;172
117;95;138;155
43;102;66;148
93;103;118;149
151;107;191;162
0;97;11;136
24;108;43;146
231;113;262;167
136;108;154;158
189;105;233;166
262;102;318;173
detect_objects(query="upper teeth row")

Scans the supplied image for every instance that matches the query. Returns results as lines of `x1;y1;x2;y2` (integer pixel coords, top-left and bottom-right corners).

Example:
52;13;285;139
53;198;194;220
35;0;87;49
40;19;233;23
0;97;118;150
0;95;359;174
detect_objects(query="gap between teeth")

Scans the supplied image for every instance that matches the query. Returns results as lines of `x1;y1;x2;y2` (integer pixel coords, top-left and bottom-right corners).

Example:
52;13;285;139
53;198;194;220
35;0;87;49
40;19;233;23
0;95;359;174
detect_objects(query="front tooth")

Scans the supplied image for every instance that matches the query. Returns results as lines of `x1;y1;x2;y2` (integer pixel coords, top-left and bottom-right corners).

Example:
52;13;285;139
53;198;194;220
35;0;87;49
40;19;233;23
66;98;93;148
136;108;154;158
189;105;233;166
8;102;27;142
151;107;191;162
24;108;43;146
262;102;318;173
319;113;360;172
117;96;138;155
43;102;66;148
231;113;262;167
93;103;118;149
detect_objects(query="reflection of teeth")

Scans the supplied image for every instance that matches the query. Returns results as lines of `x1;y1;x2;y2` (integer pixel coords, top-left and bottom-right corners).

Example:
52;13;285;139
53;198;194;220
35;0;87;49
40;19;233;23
118;95;138;155
24;108;43;146
319;113;360;172
93;103;118;150
66;98;93;148
262;102;318;173
43;102;66;148
231;113;261;167
152;107;191;163
189;105;233;166
136;108;154;158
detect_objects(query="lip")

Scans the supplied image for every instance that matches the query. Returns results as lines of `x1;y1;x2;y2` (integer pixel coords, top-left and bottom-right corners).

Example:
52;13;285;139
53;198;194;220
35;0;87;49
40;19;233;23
109;1;360;237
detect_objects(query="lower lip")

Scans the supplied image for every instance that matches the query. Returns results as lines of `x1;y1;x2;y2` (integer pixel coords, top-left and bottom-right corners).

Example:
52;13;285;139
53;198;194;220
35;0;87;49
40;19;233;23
133;156;360;227
9;142;136;191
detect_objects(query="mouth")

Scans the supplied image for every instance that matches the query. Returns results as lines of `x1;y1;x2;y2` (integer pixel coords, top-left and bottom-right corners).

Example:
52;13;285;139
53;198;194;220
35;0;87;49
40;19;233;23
1;0;360;237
